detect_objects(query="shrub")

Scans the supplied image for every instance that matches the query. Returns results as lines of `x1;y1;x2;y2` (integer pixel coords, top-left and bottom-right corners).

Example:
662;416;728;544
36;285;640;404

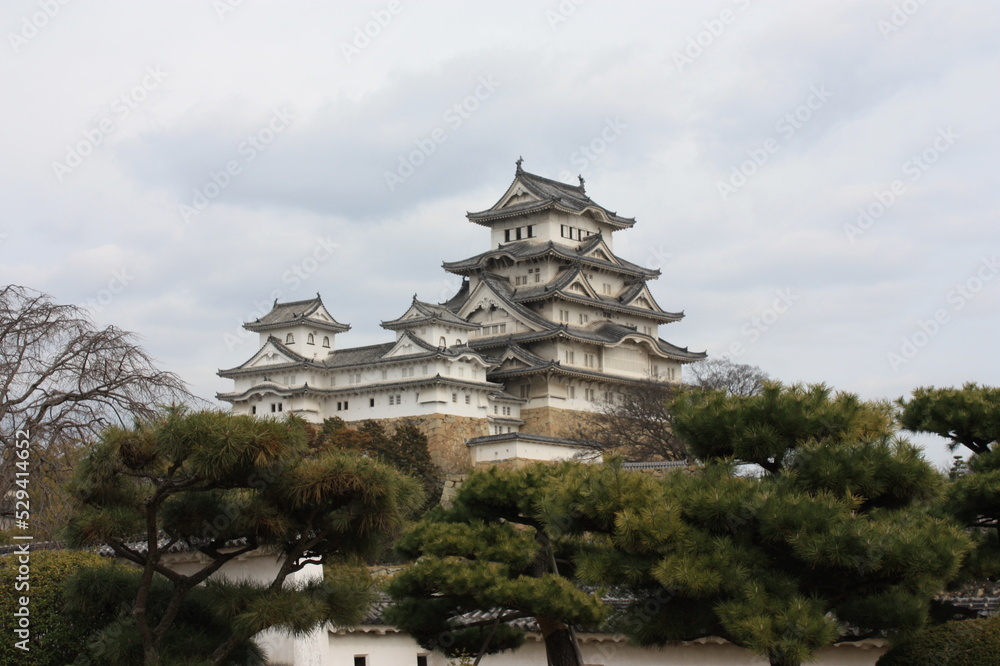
0;549;109;665
877;615;1000;665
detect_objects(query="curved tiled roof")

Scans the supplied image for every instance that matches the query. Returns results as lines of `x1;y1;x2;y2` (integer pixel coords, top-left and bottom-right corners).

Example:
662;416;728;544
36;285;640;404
382;297;480;330
510;265;683;322
466;167;636;229
244;296;350;333
442;237;659;279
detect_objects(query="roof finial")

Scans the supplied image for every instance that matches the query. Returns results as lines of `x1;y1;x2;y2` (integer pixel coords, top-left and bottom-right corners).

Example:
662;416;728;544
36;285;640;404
515;156;524;172
578;175;586;191
273;297;278;307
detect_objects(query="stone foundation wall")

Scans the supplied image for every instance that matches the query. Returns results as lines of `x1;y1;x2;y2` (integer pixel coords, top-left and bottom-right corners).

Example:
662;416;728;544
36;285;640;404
357;413;489;474
519;406;603;439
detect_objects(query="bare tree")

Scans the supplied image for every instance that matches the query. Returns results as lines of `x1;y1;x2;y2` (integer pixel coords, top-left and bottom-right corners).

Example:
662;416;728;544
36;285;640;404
579;381;686;462
0;285;193;536
686;357;769;397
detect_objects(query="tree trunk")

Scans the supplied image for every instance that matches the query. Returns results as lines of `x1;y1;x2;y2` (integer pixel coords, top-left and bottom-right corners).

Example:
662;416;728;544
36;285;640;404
538;618;581;666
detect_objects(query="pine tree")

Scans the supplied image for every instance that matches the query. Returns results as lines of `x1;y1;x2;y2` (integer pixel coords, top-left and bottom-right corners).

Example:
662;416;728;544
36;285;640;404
64;409;424;666
384;464;606;666
550;384;971;666
901;384;1000;581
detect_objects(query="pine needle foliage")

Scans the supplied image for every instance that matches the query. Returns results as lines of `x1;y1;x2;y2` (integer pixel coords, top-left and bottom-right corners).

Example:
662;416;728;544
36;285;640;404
901;383;1000;582
671;382;893;472
546;384;971;666
64;408;423;666
385;464;606;666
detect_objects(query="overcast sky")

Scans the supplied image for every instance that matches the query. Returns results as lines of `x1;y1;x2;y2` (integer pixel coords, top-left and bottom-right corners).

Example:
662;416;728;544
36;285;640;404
3;1;997;468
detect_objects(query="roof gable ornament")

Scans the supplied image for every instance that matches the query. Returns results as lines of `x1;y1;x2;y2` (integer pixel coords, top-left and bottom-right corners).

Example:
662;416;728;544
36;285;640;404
578;175;585;192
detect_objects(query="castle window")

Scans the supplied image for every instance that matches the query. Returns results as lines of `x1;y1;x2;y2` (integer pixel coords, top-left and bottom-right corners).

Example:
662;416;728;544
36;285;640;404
465;394;471;404
585;388;595;401
382;369;388;380
519;385;530;398
504;229;511;242
307;333;315;345
251;406;256;414
558;310;570;323
439;337;446;347
457;367;464;378
526;225;535;238
494;406;498;414
285;333;294;344
370;398;375;407
579;313;589;324
603;283;612;294
533;268;541;283
452;393;457;403
564;351;575;365
584;353;596;368
389;396;395;406
568;385;576;399
322;336;330;347
455;339;462;345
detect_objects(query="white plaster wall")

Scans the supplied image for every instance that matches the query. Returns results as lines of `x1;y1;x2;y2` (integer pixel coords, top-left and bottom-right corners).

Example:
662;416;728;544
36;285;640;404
325;632;885;666
471;440;591;464
327;631;447;666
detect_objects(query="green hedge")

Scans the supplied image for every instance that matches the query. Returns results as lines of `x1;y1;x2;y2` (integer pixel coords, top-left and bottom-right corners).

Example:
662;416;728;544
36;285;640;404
877;615;1000;665
0;549;109;665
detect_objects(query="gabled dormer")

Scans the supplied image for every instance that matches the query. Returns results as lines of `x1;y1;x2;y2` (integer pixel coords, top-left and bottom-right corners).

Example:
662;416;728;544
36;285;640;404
381;296;480;347
218;336;308;379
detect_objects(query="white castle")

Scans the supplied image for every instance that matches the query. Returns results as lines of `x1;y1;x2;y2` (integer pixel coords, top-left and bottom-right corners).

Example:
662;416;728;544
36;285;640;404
218;162;705;471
